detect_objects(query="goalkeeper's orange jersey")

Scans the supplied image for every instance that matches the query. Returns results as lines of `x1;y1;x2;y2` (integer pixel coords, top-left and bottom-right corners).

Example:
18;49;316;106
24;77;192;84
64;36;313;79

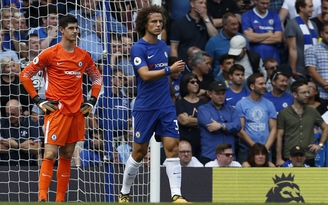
20;43;102;115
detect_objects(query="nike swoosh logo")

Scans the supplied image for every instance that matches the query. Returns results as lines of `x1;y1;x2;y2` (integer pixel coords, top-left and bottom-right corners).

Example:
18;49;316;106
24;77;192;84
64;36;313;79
61;174;70;178
41;173;51;177
147;55;154;59
226;98;233;101
57;62;64;65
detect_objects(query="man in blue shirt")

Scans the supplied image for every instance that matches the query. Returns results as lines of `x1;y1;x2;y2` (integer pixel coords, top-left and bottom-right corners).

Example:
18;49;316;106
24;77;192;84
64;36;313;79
118;5;187;203
198;81;241;164
225;64;250;107
242;0;283;62
236;73;277;164
206;12;249;78
27;5;62;49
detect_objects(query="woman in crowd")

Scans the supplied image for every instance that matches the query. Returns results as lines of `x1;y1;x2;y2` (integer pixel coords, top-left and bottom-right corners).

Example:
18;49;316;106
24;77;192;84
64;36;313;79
175;72;207;159
242;143;275;167
307;81;327;115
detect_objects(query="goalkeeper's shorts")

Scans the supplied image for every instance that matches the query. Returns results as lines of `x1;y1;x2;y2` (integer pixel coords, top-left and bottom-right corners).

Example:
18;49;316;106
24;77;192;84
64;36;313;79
44;110;85;146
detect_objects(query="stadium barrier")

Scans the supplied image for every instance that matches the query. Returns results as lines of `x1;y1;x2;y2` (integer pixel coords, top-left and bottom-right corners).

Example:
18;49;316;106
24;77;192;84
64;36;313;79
0;166;327;203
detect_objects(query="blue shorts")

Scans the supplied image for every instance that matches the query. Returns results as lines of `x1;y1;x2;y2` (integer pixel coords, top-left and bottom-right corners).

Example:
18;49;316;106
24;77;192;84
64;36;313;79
132;106;179;143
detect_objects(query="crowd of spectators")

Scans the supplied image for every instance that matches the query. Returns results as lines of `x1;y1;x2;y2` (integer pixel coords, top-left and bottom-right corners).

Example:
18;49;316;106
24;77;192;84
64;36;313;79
0;0;328;169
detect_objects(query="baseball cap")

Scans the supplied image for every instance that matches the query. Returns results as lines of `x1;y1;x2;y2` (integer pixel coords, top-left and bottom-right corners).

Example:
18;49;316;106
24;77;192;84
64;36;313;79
209;81;226;92
228;35;246;56
277;64;293;78
290;145;305;156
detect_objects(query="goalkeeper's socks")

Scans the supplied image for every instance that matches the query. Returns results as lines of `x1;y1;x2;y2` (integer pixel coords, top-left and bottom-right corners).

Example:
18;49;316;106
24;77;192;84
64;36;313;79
39;158;55;201
120;155;142;194
166;157;182;197
55;156;72;202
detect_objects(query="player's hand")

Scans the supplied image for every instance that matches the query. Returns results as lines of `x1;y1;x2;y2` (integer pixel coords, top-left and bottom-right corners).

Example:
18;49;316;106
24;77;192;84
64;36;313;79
80;96;97;117
170;60;185;74
33;95;58;114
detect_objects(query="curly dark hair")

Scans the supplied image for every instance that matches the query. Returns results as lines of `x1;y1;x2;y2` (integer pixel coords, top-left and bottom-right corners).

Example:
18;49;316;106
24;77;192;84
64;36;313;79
135;4;166;37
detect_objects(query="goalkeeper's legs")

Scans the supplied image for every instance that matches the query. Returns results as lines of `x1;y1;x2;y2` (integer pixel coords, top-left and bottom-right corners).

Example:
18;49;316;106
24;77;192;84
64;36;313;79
55;143;76;202
55;156;72;202
38;144;60;202
38;158;55;202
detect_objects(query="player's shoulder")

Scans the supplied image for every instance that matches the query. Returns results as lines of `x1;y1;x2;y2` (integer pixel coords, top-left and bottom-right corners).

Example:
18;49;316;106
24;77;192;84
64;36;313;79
74;45;89;54
131;39;146;50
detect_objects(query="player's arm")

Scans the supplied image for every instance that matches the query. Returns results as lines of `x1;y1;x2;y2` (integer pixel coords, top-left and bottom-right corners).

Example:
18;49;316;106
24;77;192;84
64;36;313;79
275;128;285;166
137;60;185;82
19;62;43;99
237;117;255;147
20;54;58;114
264;118;277;150
81;60;103;116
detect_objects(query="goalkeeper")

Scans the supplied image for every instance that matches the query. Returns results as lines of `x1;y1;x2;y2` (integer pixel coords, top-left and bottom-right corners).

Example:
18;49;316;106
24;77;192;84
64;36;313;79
19;15;102;202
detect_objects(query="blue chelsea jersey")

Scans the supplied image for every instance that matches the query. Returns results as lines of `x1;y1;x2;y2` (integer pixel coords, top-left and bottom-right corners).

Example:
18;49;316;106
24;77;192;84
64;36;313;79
131;39;173;111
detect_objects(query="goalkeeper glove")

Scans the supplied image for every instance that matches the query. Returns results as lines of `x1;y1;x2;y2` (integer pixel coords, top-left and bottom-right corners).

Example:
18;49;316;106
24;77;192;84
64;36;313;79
33;95;58;114
80;96;97;117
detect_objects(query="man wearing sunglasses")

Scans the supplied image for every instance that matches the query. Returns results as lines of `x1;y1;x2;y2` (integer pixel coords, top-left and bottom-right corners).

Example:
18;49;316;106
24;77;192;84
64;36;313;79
205;143;241;167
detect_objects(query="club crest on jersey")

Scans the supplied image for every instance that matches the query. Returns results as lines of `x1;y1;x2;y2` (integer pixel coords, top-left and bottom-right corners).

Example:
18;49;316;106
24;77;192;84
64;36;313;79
134;57;141;66
135;131;141;138
51;134;57;141
33;57;39;64
268;19;274;25
283;102;288;108
78;61;83;67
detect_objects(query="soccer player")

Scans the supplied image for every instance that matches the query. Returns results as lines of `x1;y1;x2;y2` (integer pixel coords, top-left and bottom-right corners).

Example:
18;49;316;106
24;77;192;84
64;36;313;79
118;5;187;203
19;15;102;202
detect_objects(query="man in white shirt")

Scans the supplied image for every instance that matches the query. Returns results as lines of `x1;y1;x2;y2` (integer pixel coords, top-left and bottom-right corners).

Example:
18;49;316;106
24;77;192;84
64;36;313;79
163;140;203;167
205;143;241;167
279;0;321;25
